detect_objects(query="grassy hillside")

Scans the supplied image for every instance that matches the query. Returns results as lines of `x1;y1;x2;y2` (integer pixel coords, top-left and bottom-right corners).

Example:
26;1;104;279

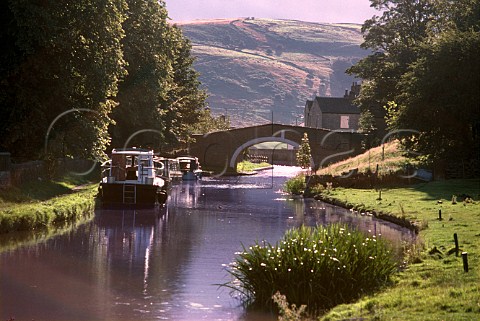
317;140;415;176
178;18;367;126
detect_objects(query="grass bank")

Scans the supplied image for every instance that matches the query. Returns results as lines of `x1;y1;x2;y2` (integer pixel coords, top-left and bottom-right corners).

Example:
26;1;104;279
0;175;98;234
317;179;480;320
237;160;271;173
316;140;415;177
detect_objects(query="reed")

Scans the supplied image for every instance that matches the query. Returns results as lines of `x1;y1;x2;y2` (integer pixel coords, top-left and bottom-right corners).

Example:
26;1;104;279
224;224;397;311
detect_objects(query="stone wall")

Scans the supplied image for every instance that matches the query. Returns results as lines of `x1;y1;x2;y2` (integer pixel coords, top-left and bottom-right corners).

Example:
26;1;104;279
10;161;45;186
321;113;360;131
0;153;11;188
247;148;296;165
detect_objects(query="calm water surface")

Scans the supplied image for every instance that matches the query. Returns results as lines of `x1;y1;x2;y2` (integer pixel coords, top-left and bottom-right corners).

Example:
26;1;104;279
1;166;413;321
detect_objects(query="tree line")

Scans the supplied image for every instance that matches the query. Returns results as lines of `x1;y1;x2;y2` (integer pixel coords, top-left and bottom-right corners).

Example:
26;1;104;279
351;0;479;163
0;0;226;162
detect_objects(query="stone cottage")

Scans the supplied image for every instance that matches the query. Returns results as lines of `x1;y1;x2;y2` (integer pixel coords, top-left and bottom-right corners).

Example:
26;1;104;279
304;82;361;131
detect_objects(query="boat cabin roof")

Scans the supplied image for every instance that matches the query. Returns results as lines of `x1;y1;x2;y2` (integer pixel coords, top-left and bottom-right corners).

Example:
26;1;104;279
111;148;153;156
177;156;197;161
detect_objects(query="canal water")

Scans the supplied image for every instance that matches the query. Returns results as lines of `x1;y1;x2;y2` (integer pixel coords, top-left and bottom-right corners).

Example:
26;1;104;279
0;166;413;321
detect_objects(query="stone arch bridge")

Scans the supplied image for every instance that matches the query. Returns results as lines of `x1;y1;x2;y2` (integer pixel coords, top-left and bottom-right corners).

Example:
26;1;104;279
188;124;363;173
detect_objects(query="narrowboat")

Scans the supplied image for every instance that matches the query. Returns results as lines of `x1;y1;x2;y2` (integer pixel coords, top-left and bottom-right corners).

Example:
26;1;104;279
99;148;168;206
154;157;183;182
176;156;202;180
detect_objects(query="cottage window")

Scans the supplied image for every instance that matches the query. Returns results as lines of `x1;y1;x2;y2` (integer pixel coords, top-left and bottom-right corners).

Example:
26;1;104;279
340;115;350;129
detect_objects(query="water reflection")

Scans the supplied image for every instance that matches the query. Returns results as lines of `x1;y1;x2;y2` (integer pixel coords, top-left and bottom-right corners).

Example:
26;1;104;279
0;166;413;321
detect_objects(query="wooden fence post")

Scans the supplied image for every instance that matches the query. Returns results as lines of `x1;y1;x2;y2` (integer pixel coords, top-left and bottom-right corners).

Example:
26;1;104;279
462;252;469;272
454;233;459;256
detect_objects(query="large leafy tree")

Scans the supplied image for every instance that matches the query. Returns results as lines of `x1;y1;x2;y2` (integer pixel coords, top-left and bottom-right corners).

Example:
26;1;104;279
347;0;438;131
350;0;480;161
395;30;480;161
110;1;209;151
161;24;208;147
110;0;172;149
0;0;126;160
393;0;480;161
1;0;208;161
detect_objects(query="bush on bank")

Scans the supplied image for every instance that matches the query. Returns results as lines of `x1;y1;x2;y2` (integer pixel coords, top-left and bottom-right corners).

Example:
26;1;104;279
224;224;397;312
284;174;306;195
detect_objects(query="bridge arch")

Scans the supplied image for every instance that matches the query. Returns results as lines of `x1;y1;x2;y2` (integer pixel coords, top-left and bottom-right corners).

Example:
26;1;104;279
229;136;299;168
189;124;363;172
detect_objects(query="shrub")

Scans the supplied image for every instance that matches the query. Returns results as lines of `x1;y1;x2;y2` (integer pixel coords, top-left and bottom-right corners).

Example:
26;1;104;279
284;175;306;195
224;224;397;311
307;183;325;197
272;291;307;321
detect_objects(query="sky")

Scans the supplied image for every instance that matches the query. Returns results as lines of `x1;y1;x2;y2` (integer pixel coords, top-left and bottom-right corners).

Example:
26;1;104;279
166;0;380;24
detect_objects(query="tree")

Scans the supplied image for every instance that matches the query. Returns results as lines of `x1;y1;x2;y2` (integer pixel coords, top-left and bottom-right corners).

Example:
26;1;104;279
296;133;312;172
161;24;208;147
358;109;378;149
110;1;207;152
394;30;480;161
0;0;127;161
110;0;171;150
190;108;230;134
349;0;480;162
358;109;377;135
0;0;207;161
347;0;437;128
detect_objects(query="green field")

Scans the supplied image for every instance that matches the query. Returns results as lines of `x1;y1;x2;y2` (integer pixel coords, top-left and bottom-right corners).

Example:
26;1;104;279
283;139;480;320
310;140;480;321
319;179;480;320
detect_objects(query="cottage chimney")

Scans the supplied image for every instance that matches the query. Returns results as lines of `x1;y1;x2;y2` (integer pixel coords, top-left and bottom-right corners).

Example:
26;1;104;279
350;82;360;98
344;89;349;98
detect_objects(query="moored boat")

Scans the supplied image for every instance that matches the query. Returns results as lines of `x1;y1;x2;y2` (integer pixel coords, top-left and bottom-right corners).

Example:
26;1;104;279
177;156;202;181
154;156;182;182
99;148;168;206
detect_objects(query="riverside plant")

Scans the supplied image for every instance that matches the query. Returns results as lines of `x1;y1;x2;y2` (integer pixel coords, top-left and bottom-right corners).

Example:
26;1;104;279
223;224;398;312
284;174;306;195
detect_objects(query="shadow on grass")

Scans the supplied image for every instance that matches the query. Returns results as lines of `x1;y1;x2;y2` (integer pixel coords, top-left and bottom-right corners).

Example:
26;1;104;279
0;171;99;204
412;179;480;201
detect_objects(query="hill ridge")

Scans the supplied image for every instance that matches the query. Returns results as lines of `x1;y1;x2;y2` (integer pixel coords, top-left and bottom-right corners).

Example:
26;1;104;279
179;18;367;126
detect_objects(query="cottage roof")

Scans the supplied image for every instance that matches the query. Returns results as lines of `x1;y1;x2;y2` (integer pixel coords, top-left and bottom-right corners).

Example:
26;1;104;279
314;97;360;114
